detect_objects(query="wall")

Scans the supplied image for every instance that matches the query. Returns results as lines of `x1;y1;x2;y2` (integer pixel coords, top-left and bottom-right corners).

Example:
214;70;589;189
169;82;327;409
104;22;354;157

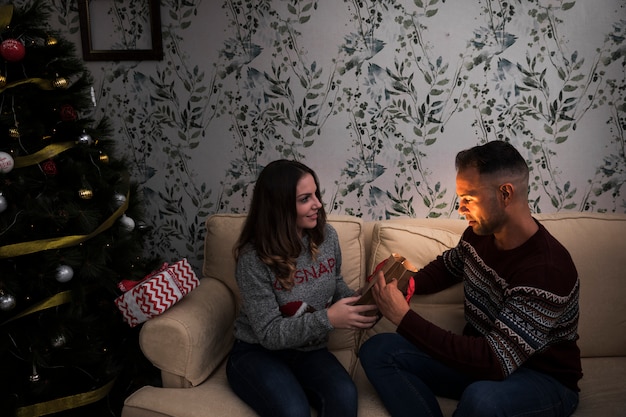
40;0;626;269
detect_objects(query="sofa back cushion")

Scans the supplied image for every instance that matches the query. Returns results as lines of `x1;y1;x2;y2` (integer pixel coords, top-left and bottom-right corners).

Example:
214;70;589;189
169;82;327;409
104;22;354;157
534;213;626;357
364;219;467;338
203;213;246;302
363;214;626;358
202;213;366;354
203;213;365;299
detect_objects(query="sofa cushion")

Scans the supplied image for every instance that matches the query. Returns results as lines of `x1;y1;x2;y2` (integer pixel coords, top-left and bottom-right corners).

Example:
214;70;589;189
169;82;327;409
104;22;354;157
123;349;359;417
576;356;626;416
365;214;626;358
202;214;246;304
123;357;626;417
365;221;465;337
325;215;366;291
139;278;236;388
347;355;626;417
367;221;463;275
203;213;365;355
535;213;626;357
203;214;365;302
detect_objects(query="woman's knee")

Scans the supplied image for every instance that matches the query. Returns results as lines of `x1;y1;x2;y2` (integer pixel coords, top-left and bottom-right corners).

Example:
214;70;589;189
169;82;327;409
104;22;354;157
320;380;358;417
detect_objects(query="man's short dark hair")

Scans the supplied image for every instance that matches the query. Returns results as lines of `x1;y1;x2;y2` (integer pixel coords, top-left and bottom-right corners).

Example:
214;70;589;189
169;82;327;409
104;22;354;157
455;140;528;178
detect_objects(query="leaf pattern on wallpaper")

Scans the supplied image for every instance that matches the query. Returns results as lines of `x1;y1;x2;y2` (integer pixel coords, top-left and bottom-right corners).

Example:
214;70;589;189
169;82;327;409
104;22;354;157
167;0;625;230
216;0;346;210
219;38;263;78
49;0;80;35
144;0;218;261
467;0;625;213
78;0;217;263
583;19;626;212
339;32;386;75
39;0;626;270
332;0;466;219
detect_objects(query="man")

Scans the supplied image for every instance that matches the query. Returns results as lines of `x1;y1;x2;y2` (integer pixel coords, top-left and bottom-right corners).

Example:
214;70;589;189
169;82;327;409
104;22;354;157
359;140;582;417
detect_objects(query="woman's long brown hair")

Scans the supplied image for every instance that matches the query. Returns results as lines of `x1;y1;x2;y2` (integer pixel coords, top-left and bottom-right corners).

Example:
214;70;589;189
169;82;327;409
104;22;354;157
234;160;327;290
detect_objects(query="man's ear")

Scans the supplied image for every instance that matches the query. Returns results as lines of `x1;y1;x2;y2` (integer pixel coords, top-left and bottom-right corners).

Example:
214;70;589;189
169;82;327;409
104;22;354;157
500;184;513;203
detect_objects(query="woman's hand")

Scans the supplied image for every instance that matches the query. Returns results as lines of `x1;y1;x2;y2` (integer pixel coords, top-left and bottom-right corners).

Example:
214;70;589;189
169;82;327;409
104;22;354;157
327;296;378;330
371;270;410;326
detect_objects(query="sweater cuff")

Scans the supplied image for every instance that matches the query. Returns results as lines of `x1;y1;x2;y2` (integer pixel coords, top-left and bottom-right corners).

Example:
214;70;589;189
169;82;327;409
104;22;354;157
318;309;334;331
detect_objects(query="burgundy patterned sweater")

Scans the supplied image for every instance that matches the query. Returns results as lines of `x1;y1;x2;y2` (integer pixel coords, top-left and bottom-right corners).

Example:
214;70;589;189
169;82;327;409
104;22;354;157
397;220;583;391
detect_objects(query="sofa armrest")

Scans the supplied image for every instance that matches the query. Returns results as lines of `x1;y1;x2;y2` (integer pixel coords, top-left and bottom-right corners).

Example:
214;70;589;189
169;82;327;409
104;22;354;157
139;277;236;388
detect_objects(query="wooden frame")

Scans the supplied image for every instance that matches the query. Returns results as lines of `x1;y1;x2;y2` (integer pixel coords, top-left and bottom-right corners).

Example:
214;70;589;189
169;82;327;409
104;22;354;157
78;0;163;61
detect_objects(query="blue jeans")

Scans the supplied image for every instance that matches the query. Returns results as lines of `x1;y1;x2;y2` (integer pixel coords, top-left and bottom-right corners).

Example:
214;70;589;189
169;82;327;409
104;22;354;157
359;333;579;417
226;340;357;417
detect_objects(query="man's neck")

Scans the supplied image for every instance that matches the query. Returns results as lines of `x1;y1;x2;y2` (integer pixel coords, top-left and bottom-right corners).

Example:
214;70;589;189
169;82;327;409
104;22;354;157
493;214;539;251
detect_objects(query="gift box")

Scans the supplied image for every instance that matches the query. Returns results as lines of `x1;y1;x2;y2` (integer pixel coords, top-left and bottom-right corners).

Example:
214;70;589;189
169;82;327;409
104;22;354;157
356;253;416;316
114;258;200;327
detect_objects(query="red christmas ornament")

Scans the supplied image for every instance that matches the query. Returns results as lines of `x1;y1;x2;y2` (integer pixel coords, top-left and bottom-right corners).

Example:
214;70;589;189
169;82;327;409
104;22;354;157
59;104;77;121
41;159;57;176
0;39;26;62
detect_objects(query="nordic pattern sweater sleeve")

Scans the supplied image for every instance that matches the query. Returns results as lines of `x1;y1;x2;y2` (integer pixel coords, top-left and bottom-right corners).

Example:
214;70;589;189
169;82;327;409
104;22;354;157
397;222;582;391
233;224;354;351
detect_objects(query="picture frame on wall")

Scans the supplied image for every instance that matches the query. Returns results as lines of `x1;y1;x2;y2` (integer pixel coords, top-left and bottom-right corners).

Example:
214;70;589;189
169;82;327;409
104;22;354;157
77;0;163;61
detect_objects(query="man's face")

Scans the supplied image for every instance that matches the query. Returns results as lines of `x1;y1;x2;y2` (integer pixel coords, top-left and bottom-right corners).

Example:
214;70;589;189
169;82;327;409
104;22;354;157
456;167;505;236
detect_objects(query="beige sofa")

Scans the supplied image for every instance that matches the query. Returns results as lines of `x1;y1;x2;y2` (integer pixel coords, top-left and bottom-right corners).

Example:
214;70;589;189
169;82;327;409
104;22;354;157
122;212;626;417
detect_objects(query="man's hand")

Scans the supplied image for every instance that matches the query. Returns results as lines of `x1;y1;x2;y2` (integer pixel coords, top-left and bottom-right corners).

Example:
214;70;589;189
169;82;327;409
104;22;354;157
372;270;410;326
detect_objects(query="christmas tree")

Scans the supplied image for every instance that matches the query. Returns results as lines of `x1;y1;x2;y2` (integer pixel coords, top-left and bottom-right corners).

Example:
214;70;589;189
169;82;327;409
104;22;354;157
0;2;159;416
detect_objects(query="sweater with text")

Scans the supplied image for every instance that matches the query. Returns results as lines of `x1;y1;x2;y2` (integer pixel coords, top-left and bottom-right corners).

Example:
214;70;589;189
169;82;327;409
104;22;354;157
233;224;354;351
398;220;583;392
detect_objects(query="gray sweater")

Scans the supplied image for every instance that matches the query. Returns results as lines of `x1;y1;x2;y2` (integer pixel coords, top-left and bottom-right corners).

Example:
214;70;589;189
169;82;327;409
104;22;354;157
233;224;354;351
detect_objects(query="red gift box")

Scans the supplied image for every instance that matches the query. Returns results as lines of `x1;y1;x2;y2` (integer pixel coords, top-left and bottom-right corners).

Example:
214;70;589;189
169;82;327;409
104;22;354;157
114;258;200;327
356;253;416;316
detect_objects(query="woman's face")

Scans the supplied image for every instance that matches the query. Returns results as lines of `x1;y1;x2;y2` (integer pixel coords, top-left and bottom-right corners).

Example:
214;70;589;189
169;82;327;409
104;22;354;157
295;173;321;235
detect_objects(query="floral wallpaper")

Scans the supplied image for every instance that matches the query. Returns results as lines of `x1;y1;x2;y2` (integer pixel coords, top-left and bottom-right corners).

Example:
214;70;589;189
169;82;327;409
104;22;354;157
37;0;626;270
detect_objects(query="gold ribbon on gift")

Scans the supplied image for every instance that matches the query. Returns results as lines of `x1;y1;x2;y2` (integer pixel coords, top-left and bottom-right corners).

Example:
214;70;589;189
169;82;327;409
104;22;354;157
1;290;72;326
13;142;76;168
15;377;116;417
0;190;130;258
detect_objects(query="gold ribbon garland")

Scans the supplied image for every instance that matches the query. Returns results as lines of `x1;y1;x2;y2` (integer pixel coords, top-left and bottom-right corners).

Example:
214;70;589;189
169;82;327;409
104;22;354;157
0;78;55;94
0;191;129;258
13;142;76;168
1;290;72;326
0;4;13;28
15;378;116;417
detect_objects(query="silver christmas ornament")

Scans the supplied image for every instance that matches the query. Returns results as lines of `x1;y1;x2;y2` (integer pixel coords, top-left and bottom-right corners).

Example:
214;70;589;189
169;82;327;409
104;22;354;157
113;193;127;207
76;132;93;146
51;333;67;348
55;265;74;283
119;214;135;232
0;193;7;213
0;290;16;311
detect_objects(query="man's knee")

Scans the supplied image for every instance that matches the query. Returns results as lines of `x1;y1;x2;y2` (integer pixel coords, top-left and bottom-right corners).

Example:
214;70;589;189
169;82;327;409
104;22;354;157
359;333;393;368
456;381;503;417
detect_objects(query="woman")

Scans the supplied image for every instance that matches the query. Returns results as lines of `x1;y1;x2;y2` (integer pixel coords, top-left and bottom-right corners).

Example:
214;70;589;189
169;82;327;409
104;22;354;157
226;159;377;417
